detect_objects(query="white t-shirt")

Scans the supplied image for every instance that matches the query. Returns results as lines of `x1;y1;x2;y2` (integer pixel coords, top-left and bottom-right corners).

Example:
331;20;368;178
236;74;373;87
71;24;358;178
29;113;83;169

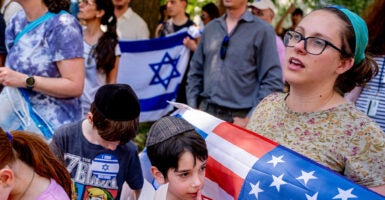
117;7;149;40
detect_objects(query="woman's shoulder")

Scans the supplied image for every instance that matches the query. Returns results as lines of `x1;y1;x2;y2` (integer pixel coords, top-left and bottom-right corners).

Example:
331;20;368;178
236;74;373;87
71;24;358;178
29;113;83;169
335;103;384;136
51;11;81;27
261;92;287;104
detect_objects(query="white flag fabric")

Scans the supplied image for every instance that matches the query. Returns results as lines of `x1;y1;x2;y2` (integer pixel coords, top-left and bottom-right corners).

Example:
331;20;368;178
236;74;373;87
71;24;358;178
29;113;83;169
117;31;191;122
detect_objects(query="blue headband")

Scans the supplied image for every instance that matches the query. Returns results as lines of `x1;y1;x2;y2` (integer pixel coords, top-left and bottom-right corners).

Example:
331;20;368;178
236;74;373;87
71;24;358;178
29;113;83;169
6;131;12;142
330;5;368;66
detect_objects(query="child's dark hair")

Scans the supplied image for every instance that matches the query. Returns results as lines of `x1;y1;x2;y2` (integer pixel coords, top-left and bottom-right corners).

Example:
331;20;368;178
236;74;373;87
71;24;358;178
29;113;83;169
147;130;208;178
90;103;139;144
93;0;118;77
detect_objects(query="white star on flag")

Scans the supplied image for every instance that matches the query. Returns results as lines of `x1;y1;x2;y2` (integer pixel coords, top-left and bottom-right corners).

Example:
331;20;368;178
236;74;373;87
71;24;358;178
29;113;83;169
333;188;357;200
306;192;319;200
249;181;264;200
296;170;317;185
270;174;287;192
267;155;285;167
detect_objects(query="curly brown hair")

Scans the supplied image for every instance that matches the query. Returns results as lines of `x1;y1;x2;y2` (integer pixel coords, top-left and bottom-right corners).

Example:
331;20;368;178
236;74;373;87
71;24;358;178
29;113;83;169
44;0;70;13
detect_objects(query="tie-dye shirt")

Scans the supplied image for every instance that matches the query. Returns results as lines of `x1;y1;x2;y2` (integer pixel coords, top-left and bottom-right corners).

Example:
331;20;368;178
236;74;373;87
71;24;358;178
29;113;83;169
5;10;84;130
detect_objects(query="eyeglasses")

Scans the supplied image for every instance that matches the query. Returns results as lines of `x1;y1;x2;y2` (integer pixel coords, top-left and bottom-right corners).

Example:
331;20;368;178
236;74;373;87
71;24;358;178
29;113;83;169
220;36;229;60
283;30;344;55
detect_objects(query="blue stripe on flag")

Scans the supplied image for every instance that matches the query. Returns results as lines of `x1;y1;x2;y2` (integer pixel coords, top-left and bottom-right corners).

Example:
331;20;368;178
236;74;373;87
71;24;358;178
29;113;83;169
139;85;179;111
119;31;189;53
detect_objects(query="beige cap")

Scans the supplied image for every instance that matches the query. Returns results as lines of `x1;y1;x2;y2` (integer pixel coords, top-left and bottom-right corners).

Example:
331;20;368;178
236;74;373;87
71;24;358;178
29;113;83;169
249;0;277;13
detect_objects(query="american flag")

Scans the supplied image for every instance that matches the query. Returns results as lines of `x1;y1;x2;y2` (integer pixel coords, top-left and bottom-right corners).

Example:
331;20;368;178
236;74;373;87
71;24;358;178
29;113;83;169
170;103;385;200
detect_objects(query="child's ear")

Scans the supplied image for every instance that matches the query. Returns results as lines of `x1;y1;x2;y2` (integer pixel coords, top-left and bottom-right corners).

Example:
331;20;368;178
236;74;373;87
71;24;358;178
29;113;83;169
150;166;166;184
0;168;14;188
87;112;93;123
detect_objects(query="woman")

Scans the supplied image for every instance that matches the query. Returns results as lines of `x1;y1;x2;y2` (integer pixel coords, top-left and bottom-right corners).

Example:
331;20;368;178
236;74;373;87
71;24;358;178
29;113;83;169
0;0;84;137
200;2;219;26
345;0;385;131
77;0;119;116
246;6;385;195
0;128;72;199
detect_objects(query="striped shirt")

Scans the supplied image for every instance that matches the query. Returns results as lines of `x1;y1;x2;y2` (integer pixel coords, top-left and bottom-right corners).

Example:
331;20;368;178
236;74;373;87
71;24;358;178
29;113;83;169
355;56;385;131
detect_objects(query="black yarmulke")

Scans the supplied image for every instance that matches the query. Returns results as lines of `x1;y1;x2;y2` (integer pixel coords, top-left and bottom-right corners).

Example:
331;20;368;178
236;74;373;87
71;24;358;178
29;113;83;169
94;84;140;121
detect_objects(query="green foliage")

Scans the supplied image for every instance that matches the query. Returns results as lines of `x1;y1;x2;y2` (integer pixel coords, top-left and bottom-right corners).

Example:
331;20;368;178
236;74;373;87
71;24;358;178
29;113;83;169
133;122;154;152
186;0;217;18
309;0;373;15
159;0;217;19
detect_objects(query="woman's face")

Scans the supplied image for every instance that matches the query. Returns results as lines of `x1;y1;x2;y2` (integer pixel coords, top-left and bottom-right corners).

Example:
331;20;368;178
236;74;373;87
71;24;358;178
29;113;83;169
284;10;348;87
200;11;211;25
78;0;101;22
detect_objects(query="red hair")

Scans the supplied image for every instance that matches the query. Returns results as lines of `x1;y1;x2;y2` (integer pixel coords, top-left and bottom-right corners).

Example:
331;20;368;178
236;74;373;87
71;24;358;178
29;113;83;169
0;128;72;197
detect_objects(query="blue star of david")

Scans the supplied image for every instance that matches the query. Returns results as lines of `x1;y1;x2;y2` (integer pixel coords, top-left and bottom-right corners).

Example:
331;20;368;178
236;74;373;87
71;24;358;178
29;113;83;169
102;164;109;171
149;52;181;89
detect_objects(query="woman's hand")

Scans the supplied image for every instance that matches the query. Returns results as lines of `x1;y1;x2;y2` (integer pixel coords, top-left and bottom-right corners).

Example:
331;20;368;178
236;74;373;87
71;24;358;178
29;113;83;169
0;67;27;88
233;116;250;128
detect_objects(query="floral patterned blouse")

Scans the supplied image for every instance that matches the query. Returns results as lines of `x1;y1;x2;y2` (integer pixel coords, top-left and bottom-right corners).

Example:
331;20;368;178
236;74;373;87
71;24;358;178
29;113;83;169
5;10;84;129
246;92;385;187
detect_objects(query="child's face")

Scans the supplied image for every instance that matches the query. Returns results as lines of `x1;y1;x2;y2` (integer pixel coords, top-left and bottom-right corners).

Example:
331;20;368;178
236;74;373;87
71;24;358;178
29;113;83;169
166;151;207;200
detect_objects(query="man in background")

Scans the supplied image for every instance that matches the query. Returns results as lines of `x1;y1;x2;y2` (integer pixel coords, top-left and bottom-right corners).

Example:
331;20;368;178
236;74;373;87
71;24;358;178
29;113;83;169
187;0;283;127
275;4;303;39
113;0;149;40
249;0;285;77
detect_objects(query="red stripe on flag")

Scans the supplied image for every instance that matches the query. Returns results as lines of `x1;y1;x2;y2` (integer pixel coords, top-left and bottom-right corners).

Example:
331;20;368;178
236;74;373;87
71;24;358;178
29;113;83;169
212;122;278;158
206;156;244;199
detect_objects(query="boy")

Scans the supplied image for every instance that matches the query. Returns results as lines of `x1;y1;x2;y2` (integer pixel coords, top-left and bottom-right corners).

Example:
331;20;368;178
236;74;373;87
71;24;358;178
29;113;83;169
146;116;208;200
50;84;143;200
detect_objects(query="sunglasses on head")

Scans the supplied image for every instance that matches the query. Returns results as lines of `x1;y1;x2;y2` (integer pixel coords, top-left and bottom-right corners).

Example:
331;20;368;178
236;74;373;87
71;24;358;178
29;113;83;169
220;36;229;60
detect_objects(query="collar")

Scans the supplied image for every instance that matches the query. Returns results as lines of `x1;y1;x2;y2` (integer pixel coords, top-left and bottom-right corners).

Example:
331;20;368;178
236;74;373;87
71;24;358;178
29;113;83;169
120;7;133;20
217;10;255;32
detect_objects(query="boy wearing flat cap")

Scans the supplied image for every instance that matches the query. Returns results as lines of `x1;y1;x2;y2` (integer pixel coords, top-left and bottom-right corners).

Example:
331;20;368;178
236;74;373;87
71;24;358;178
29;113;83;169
146;116;208;200
50;84;143;200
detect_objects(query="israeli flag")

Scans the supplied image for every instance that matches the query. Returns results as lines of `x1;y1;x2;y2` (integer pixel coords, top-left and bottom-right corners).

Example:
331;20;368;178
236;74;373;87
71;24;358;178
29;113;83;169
117;31;191;122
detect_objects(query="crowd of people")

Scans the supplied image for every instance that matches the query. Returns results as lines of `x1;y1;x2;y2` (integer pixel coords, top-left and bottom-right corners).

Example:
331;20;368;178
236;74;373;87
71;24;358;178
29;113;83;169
0;0;385;199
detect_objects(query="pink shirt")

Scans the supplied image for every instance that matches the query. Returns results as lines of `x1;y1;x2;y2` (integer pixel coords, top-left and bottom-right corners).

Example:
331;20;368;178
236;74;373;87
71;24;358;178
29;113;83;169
36;179;69;200
276;35;286;81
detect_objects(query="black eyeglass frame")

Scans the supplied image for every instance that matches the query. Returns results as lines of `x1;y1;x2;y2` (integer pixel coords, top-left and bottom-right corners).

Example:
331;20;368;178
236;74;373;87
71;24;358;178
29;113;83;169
284;30;345;56
220;36;229;60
